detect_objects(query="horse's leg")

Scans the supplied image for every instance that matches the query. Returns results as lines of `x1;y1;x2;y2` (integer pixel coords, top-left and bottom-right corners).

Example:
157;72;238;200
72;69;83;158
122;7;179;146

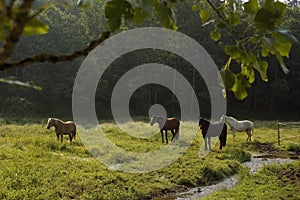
160;130;164;143
232;129;236;141
204;138;208;150
246;134;250;141
72;130;76;141
246;129;251;141
165;130;168;144
61;134;63;143
170;129;175;142
69;133;72;144
219;136;222;150
56;133;59;141
208;137;211;150
251;128;254;141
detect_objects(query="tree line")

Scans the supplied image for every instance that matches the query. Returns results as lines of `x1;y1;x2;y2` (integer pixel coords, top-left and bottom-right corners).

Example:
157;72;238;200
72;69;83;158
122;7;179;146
0;0;299;121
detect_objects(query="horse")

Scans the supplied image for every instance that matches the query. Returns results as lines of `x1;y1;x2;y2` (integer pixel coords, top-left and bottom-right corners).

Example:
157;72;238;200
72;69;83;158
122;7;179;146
46;118;77;143
224;116;254;141
150;116;180;144
198;117;227;150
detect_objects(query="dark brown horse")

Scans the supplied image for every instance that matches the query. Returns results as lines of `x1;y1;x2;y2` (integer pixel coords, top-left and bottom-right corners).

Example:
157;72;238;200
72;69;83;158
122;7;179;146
46;118;76;143
150;116;180;144
199;117;227;150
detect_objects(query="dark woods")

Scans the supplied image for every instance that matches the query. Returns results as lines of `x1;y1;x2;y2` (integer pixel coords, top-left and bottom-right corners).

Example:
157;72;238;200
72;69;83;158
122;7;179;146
0;3;299;121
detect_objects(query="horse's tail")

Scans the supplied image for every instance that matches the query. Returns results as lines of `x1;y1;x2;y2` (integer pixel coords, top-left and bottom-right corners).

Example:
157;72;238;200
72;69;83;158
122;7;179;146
223;124;227;147
73;124;77;141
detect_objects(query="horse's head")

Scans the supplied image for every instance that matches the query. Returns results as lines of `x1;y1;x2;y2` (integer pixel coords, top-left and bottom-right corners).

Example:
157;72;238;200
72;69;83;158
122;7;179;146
150;116;157;126
199;117;205;127
220;115;225;123
46;118;55;129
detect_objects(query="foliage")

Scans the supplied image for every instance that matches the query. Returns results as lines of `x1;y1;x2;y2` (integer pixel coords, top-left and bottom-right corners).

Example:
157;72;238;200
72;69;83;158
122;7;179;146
1;96;34;116
97;0;298;99
0;0;110;71
0;0;298;101
0;1;299;119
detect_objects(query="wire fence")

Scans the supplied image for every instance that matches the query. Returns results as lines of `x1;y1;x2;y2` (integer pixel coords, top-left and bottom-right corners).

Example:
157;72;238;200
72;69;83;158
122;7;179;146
277;120;300;146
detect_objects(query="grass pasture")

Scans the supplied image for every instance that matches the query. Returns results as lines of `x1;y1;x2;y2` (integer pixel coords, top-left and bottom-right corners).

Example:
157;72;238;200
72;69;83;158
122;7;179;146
202;161;300;200
0;120;299;199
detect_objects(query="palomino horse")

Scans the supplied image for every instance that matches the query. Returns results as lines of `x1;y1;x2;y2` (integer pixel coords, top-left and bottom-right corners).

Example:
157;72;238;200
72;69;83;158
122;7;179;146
150;116;180;144
224;116;254;141
46;118;76;143
199;117;227;150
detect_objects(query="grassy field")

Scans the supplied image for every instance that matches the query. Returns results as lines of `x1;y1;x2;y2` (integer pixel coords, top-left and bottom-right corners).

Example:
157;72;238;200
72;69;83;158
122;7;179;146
202;161;300;200
0;120;299;199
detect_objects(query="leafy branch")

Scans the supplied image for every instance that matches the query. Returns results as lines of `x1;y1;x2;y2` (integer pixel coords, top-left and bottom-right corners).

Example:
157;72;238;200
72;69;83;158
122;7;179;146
0;31;110;71
102;0;298;99
0;1;110;71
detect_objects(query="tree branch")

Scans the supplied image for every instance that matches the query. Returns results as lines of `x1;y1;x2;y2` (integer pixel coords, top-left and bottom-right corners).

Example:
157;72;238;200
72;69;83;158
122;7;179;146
0;0;35;61
206;0;225;21
0;31;110;71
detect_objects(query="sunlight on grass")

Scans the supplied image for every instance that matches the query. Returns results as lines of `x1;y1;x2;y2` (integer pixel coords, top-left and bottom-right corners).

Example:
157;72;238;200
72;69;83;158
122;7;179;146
0;120;299;199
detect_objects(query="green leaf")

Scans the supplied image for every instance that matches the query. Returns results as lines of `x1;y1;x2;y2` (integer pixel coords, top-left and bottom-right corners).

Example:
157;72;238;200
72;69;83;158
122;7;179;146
261;36;275;55
274;41;292;58
261;48;269;57
227;12;241;26
255;1;287;32
254;61;268;82
220;68;236;90
142;0;157;7
241;64;255;84
192;5;199;11
104;0;134;32
231;73;251;100
155;2;177;30
133;7;147;26
275;51;289;74
243;0;259;15
210;29;221;42
0;78;42;90
224;45;240;59
273;30;296;57
199;10;210;24
277;29;299;43
23;19;49;36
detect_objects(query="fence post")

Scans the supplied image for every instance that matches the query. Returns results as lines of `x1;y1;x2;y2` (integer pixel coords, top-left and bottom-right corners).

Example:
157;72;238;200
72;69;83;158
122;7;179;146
277;120;280;146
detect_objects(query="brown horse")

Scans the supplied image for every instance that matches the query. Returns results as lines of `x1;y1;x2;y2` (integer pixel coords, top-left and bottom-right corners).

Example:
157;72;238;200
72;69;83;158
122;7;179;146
150;116;180;144
46;118;76;143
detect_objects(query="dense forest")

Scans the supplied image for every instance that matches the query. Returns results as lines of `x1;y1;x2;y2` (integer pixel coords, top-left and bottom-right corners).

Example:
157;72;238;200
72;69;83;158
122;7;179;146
0;0;299;121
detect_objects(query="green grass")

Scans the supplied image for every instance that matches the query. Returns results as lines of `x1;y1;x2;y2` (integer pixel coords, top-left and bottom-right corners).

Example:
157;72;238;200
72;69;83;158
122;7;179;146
202;161;300;200
0;120;299;199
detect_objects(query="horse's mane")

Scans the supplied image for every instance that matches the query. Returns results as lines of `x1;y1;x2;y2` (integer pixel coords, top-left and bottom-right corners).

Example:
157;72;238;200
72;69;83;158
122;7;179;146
49;118;64;124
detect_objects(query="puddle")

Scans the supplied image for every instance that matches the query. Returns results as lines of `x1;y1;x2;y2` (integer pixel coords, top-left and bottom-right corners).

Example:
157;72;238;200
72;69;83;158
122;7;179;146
155;156;297;200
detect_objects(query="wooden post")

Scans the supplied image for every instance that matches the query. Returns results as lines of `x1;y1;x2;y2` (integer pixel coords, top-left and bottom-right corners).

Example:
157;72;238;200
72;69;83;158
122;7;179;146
277;120;280;146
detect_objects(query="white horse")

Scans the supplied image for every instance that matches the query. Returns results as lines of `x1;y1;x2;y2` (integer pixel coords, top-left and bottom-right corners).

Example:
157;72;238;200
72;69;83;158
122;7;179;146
224;116;254;141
